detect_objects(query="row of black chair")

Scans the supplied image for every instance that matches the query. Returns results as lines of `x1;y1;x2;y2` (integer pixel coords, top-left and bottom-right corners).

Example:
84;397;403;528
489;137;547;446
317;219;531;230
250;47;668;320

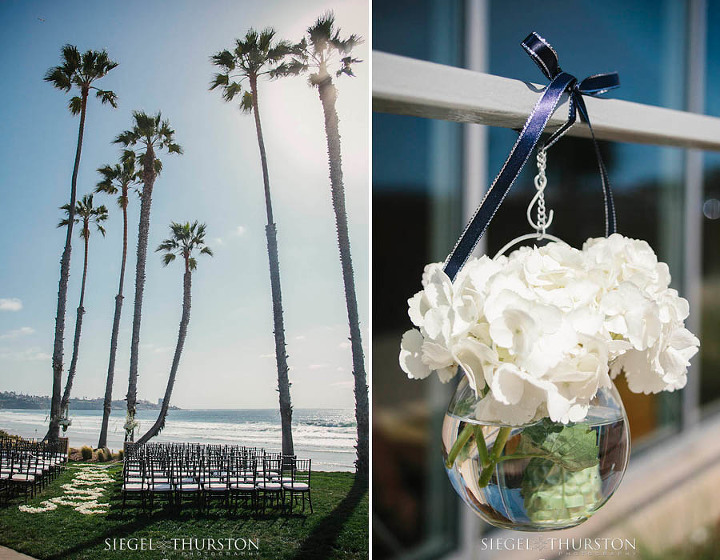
0;437;67;504
121;443;312;514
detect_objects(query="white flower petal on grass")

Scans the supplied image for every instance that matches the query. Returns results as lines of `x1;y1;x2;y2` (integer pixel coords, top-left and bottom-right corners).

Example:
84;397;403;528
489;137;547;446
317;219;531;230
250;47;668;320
19;501;57;513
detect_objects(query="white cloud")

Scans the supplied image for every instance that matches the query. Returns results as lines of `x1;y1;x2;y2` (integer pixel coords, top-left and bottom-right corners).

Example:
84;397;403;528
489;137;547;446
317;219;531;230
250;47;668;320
0;298;22;312
295;335;306;341
213;237;225;246
0;347;51;361
329;380;354;389
235;225;247;236
141;343;172;354
338;341;351;349
307;363;330;371
259;353;274;359
0;326;35;340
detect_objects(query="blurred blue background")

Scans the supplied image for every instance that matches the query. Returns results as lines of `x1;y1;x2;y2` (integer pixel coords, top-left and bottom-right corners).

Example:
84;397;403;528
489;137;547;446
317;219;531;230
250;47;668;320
372;1;720;558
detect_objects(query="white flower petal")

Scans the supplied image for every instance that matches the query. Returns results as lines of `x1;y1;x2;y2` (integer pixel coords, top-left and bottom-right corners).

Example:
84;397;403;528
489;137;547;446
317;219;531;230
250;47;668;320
407;292;427;327
453;338;497;394
399;329;432;379
490;364;525;405
421;341;455;369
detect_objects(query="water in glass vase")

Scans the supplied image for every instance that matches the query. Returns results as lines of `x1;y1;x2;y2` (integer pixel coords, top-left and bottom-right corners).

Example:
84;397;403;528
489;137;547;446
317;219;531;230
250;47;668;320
442;380;630;531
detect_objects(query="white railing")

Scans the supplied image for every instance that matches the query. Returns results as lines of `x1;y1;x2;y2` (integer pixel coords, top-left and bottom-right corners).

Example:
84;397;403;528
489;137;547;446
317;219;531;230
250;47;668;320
372;50;720;151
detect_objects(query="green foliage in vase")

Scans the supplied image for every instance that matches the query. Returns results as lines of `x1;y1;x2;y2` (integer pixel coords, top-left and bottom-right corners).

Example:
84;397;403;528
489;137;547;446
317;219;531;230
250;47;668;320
521;459;602;522
518;420;601;522
515;418;600;471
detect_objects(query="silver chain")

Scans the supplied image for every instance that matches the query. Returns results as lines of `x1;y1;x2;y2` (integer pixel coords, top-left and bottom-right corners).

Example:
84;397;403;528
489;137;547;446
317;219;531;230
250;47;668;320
526;147;554;238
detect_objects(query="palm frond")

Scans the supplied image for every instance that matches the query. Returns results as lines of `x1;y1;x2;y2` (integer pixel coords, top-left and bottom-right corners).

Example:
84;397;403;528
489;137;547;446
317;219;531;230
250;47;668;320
95;165;119;194
330;34;363;54
68;96;83;115
258;28;275;52
239;91;253;113
308;12;335;53
211;50;236;71
209;72;229;91
222;81;243;102
61;44;81;69
336;56;362;78
267;40;293;62
270;59;307;78
157;238;179;252
95;89;118;108
114;130;138;147
44;65;72;91
161;253;176;267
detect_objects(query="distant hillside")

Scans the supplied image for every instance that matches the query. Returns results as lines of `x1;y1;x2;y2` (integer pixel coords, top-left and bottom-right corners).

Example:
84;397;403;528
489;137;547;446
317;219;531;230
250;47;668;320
0;392;179;411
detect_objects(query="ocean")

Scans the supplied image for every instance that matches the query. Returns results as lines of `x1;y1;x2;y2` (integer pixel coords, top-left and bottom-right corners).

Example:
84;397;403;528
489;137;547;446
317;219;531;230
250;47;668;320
0;408;357;472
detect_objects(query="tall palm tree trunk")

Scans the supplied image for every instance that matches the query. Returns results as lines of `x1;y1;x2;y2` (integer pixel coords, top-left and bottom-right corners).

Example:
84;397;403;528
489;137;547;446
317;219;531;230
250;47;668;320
60;233;89;413
250;76;294;456
318;78;368;478
126;148;157;441
47;90;88;442
98;193;128;449
137;269;191;445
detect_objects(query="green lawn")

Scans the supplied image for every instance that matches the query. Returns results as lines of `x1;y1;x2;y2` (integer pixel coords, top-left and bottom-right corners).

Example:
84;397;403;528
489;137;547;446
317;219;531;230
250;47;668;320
0;463;368;560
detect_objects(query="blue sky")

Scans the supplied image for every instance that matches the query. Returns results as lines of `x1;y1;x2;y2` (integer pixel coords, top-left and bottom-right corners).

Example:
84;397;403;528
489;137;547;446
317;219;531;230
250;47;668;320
0;0;369;409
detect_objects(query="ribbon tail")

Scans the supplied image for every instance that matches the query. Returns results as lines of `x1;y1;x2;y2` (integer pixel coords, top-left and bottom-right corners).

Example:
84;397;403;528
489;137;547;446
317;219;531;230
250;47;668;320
574;95;617;236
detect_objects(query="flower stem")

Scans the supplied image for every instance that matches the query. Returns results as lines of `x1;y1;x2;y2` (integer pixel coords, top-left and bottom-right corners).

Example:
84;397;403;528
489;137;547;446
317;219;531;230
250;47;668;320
496;453;545;463
474;425;489;467
478;426;513;488
445;423;474;469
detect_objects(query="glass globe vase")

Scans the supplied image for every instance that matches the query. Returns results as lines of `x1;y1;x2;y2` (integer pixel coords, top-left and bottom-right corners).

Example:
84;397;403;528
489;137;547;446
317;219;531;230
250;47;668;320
442;376;630;531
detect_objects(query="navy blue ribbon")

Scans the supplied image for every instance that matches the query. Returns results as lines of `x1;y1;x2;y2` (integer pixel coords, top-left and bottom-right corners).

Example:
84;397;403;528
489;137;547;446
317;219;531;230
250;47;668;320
443;32;619;281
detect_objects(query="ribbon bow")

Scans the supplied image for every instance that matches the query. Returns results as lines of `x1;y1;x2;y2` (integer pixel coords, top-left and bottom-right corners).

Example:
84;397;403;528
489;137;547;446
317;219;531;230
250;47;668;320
443;32;619;281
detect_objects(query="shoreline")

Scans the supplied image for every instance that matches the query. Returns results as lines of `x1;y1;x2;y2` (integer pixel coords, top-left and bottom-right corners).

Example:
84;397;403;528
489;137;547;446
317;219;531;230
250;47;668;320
0;408;356;472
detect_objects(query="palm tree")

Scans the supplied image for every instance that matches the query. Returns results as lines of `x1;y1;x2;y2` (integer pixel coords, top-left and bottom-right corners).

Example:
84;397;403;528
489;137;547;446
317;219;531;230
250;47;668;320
44;45;118;442
136;222;212;445
95;153;140;449
114;111;182;441
57;194;109;428
278;13;368;477
210;29;301;456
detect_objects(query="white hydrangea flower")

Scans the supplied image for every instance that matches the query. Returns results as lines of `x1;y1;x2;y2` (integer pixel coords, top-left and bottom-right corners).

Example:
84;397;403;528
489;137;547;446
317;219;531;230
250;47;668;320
399;233;700;425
